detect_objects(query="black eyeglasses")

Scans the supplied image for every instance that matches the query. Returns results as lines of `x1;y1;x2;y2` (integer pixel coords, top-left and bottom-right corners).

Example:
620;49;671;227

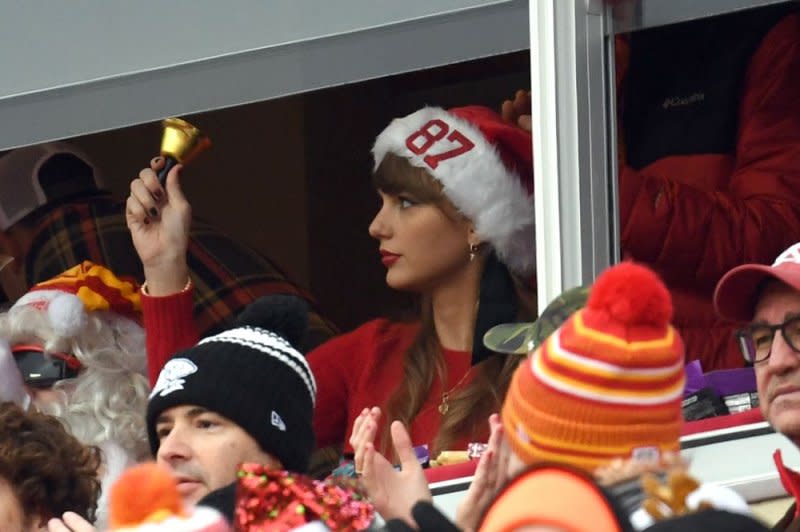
12;345;81;388
736;316;800;364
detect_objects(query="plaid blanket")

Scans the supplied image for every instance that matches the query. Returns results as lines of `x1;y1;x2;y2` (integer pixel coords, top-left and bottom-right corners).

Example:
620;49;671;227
25;194;337;350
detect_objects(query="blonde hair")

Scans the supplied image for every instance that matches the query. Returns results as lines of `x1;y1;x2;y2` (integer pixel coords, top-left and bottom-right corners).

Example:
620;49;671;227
373;154;536;456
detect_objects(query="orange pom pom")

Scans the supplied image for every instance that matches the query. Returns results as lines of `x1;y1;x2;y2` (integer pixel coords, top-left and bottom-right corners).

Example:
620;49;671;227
109;462;184;528
587;261;672;327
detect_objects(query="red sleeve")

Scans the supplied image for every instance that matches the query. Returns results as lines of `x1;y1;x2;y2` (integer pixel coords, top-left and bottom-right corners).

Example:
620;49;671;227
142;286;199;386
307;328;358;449
619;15;800;283
307;318;412;450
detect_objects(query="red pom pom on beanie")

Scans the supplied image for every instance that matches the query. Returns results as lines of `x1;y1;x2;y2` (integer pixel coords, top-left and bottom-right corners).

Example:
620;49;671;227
587;261;673;327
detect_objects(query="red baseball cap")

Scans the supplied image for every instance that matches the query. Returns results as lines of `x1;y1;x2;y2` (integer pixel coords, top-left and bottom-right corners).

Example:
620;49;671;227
714;243;800;323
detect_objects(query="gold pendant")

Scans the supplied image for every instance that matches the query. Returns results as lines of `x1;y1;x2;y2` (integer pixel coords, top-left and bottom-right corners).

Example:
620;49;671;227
439;393;449;415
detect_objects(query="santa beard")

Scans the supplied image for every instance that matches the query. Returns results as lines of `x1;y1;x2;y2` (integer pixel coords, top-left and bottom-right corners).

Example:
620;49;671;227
94;440;137;529
34;368;150;461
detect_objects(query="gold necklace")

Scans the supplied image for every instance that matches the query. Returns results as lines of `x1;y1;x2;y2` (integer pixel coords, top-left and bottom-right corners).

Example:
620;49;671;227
438;367;474;415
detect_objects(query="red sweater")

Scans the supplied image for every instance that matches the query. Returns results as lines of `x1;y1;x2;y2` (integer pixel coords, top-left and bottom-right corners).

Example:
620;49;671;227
307;318;475;453
141;289;477;453
141;287;199;386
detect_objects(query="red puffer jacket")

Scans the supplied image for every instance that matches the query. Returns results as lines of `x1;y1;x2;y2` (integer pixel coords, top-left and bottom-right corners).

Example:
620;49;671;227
617;5;800;370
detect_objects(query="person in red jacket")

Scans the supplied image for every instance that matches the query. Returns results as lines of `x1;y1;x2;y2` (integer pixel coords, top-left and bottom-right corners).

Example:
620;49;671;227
125;106;536;461
503;4;800;370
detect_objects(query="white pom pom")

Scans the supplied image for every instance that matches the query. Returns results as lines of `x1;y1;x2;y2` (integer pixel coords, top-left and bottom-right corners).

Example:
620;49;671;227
47;293;87;337
686;483;751;515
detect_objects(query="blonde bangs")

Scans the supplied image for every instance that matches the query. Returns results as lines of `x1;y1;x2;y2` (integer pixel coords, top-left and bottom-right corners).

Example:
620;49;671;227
372;153;445;204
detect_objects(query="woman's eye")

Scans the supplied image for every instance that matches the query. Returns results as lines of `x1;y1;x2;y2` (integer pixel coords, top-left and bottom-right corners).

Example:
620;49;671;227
399;197;416;209
156;427;172;439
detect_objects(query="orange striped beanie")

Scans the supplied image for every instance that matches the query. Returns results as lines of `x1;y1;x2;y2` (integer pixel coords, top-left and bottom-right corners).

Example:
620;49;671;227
12;261;141;334
502;261;685;473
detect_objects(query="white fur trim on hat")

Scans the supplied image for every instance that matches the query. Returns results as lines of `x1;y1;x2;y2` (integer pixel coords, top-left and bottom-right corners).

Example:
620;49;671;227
12;289;88;337
372;107;535;275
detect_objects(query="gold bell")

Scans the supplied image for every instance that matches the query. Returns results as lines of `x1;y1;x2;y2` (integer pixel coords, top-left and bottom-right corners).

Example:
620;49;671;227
158;118;212;184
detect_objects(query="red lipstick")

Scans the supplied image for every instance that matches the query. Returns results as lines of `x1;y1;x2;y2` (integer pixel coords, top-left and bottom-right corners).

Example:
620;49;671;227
380;249;400;267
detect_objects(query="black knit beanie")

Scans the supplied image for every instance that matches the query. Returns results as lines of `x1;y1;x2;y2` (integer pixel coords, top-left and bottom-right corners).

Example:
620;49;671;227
146;295;316;473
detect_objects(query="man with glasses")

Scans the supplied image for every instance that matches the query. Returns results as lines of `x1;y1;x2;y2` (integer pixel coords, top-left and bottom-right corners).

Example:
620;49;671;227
715;242;800;530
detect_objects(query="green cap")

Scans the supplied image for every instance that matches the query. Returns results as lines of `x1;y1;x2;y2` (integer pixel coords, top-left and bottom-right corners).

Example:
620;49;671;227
483;285;589;355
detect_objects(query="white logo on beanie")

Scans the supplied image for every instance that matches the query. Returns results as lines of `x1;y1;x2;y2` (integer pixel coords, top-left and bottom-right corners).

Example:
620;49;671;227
271;410;286;432
150;358;198;399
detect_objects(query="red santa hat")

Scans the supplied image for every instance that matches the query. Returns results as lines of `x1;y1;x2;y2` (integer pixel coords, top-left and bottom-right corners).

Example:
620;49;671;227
11;260;141;338
372;106;534;275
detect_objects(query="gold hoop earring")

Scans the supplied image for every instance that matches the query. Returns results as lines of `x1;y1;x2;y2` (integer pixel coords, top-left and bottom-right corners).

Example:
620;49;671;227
469;244;479;262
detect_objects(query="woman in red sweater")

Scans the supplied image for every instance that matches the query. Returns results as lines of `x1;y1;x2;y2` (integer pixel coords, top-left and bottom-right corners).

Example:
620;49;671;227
309;106;536;457
125;105;535;460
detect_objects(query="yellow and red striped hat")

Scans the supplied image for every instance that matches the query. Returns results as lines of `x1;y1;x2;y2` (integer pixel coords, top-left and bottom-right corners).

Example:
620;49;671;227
502;261;685;473
13;261;141;331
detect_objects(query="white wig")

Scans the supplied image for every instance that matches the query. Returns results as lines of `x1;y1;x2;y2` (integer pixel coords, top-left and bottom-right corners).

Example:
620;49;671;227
0;302;150;461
